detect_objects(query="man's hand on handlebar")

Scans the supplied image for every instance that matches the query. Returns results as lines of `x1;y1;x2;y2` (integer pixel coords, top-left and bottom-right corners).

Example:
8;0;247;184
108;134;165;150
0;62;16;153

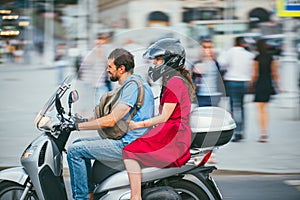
52;113;87;133
73;113;88;123
61;121;78;132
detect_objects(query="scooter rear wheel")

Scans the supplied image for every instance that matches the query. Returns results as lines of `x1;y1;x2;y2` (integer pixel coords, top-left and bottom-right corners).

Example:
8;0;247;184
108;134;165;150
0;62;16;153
0;181;38;200
168;180;210;200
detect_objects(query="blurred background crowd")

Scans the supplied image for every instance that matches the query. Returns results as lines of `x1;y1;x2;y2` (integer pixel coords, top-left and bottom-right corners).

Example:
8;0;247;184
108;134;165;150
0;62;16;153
0;0;299;111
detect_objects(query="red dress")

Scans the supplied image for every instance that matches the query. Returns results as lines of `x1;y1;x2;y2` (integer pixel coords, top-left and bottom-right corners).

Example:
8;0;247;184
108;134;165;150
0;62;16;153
123;77;192;168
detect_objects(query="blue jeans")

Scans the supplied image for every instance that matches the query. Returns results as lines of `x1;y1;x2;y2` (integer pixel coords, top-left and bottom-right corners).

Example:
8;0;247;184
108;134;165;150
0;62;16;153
67;137;125;200
225;81;248;137
197;95;221;107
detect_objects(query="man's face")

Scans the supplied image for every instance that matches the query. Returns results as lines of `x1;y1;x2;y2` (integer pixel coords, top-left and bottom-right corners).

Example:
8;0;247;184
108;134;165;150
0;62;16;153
96;36;109;45
107;58;120;82
201;41;214;58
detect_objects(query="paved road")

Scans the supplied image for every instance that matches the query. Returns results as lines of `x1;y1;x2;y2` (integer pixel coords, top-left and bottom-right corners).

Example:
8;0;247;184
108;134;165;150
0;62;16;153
213;174;300;200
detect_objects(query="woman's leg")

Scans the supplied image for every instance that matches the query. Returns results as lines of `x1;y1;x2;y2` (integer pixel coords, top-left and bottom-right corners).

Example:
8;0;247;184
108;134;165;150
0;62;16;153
258;102;268;134
257;102;269;142
124;159;142;200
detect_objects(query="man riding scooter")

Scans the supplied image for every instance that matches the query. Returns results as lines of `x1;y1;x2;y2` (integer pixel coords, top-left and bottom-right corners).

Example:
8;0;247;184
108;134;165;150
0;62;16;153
67;48;154;200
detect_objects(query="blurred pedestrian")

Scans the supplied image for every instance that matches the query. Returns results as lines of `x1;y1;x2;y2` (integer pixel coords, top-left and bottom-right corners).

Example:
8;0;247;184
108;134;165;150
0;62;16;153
95;32;115;93
192;39;225;163
54;43;68;84
217;36;255;142
251;39;280;143
5;41;15;63
68;44;81;76
192;39;222;107
13;44;24;64
34;34;44;63
78;32;115;112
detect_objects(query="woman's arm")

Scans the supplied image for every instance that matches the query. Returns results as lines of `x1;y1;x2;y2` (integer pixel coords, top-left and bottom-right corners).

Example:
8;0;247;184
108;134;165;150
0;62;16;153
271;60;279;85
129;102;177;129
251;60;259;84
271;60;280;91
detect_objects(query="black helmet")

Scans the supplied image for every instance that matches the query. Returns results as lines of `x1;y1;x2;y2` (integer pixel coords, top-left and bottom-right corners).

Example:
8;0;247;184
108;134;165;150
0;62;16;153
143;38;185;82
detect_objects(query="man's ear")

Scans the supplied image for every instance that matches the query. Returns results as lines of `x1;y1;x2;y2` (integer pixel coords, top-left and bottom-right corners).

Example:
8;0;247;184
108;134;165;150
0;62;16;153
119;65;126;74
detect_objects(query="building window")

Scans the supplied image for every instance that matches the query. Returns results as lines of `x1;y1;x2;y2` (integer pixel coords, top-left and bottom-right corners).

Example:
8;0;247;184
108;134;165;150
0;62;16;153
147;11;169;26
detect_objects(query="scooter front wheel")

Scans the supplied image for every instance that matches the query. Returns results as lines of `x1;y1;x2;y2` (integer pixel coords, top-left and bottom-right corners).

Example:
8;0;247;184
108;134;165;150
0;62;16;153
0;181;38;200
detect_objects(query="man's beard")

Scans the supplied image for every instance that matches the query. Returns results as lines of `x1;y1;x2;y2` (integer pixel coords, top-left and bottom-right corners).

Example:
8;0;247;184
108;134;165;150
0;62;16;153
109;75;118;82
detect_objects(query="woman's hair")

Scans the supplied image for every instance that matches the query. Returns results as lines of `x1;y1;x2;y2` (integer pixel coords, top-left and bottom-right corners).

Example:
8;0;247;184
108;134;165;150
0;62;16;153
161;66;196;101
256;39;268;55
178;66;196;100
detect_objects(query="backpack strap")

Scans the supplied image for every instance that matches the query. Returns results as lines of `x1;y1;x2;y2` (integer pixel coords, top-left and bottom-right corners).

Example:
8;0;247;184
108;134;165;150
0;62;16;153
121;78;145;122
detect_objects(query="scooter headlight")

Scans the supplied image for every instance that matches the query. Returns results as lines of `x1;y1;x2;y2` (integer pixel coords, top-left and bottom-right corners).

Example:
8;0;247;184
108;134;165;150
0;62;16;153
37;116;51;129
21;144;37;159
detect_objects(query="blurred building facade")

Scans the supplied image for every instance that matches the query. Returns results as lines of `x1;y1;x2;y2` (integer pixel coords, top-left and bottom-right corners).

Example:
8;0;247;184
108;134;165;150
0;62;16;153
94;0;283;49
97;0;275;29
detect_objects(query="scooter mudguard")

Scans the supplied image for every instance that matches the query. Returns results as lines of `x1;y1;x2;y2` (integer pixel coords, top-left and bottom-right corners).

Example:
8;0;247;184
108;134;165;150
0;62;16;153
0;167;28;185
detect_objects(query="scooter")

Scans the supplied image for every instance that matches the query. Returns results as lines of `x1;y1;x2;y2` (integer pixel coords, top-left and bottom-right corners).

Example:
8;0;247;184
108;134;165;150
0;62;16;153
0;76;236;200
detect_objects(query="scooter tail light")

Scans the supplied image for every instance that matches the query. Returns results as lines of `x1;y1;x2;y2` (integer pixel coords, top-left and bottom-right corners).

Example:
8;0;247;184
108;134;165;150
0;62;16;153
197;150;212;166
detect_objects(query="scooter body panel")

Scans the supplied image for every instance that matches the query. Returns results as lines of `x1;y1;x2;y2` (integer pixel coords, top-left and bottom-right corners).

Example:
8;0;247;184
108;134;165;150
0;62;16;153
21;133;62;177
99;187;131;200
0;167;28;185
20;133;67;200
94;165;194;193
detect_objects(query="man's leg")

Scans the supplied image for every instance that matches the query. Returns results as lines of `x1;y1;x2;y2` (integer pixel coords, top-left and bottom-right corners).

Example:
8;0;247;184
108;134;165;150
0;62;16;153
225;81;245;141
240;83;247;135
67;140;91;200
197;95;212;107
67;137;124;199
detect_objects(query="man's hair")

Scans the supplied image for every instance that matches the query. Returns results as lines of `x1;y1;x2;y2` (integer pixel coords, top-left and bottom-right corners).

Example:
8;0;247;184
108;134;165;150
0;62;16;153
235;36;246;46
201;38;212;44
108;48;135;72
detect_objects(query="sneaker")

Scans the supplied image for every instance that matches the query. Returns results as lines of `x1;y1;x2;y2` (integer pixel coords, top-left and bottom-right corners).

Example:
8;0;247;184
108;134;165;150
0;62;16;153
231;133;243;142
258;135;268;143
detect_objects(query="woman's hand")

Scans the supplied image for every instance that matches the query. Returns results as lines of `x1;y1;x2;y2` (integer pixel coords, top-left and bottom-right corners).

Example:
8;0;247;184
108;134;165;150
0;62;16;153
129;102;176;130
129;120;140;130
